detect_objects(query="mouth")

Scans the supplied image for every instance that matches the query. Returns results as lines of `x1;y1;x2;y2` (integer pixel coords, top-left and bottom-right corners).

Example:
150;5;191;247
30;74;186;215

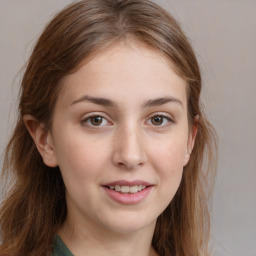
106;184;148;194
102;180;153;205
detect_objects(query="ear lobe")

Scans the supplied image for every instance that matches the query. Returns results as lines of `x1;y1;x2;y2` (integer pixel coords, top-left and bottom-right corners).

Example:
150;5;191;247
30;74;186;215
183;122;198;167
183;150;191;166
23;114;58;167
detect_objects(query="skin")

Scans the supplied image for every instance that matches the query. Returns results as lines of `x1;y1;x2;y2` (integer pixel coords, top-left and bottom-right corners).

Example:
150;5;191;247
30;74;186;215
24;41;197;256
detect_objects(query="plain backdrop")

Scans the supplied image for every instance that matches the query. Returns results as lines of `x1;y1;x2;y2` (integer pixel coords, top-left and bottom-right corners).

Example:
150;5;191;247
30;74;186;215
0;1;255;255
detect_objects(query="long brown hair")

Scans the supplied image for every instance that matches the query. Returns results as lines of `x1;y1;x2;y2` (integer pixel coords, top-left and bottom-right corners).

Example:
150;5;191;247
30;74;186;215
0;0;217;255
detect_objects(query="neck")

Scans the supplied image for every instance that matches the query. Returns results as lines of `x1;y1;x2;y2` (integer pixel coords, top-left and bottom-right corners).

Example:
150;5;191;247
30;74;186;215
58;216;158;256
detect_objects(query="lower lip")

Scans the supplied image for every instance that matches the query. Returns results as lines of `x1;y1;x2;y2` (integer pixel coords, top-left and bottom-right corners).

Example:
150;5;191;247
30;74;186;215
103;186;153;205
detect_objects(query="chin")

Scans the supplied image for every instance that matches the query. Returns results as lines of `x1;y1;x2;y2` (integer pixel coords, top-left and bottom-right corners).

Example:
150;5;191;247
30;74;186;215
100;212;157;234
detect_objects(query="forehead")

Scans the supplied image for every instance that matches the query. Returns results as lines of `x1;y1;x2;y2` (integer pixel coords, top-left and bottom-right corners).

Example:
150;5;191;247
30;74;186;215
57;41;187;107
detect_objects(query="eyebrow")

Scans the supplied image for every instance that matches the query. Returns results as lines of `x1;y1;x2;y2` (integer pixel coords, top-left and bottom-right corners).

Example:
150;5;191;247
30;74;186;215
143;97;183;108
71;95;183;108
71;95;117;107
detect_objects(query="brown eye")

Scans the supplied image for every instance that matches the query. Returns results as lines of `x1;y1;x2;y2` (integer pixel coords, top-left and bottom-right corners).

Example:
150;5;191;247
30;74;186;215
90;116;103;126
151;116;164;126
81;114;111;128
148;115;173;127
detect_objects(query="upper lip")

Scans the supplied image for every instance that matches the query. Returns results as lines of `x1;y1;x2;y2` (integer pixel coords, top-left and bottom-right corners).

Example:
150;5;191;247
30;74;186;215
103;180;152;187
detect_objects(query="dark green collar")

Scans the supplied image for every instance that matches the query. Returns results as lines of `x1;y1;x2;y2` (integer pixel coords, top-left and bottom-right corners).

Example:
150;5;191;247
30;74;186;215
52;235;74;256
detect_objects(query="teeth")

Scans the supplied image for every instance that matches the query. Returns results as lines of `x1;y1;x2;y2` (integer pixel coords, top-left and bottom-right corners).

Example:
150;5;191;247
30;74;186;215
129;185;138;193
115;185;121;192
108;185;147;193
120;185;129;193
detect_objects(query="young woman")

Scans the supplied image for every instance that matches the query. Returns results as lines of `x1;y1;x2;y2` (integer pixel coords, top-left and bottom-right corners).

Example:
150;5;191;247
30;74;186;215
0;0;217;255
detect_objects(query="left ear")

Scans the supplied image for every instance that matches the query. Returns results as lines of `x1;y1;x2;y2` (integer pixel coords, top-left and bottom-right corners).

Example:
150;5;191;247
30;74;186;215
183;119;198;166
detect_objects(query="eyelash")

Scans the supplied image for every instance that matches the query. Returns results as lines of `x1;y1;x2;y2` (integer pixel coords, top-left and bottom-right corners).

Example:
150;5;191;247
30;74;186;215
81;114;111;127
80;113;174;128
147;113;174;127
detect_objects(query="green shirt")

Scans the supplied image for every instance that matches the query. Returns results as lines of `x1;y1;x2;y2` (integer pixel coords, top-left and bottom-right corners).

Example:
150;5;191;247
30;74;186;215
52;235;74;256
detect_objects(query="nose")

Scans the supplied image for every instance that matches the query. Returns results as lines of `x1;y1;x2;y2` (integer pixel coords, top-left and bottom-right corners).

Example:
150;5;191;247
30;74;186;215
112;125;147;170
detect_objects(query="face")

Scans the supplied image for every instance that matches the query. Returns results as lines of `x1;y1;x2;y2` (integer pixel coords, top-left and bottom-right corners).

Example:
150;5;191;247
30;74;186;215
44;42;195;235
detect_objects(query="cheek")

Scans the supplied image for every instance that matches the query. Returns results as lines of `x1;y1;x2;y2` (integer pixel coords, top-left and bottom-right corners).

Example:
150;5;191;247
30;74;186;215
156;147;184;188
148;134;187;196
54;136;111;210
150;135;187;173
53;131;110;181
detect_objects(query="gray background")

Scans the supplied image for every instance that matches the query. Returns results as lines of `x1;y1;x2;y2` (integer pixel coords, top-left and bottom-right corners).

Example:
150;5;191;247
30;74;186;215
0;1;255;255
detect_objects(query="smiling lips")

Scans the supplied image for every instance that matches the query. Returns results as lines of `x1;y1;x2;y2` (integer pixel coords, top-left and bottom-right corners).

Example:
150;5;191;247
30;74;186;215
103;180;153;205
109;185;147;194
